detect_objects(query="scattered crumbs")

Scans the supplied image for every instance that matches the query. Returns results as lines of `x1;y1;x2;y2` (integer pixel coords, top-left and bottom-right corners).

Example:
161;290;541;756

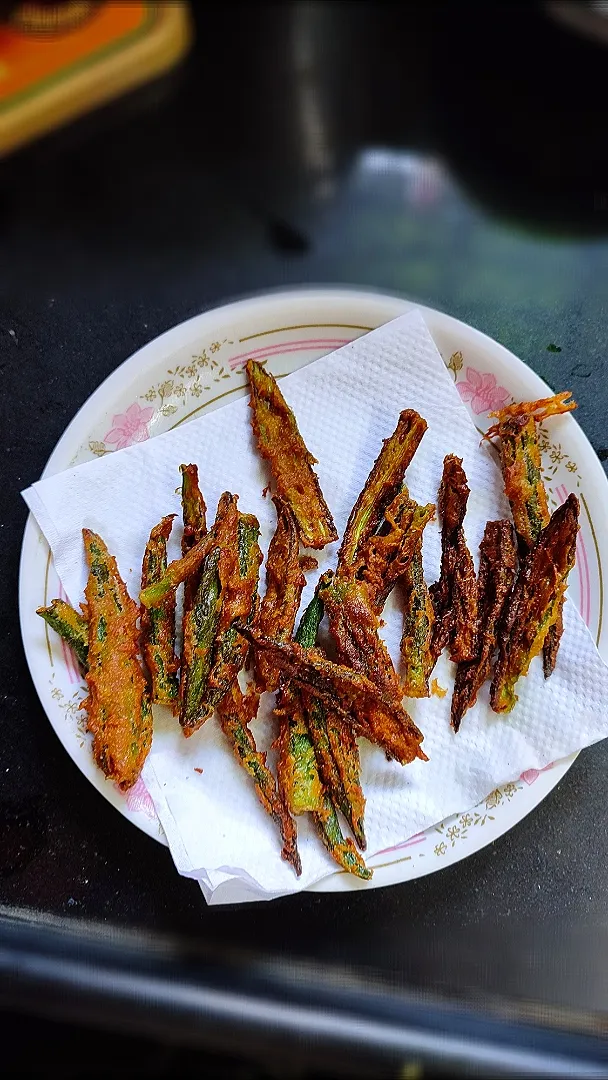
431;678;447;698
8;329;17;342
546;343;562;353
194;767;204;774
261;484;271;498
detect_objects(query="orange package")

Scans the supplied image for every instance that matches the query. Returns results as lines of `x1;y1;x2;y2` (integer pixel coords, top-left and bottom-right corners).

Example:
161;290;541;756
0;2;192;156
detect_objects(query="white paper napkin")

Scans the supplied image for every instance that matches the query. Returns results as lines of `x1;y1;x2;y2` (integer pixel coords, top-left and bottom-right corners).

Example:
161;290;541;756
23;310;608;904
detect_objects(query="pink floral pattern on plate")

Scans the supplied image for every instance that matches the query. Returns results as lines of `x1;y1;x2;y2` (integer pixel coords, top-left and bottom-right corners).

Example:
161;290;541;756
125;777;156;818
457;367;510;415
104;402;154;450
520;762;555;786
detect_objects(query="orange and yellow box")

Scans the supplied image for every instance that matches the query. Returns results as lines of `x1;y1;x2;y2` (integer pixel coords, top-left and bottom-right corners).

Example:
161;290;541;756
0;3;192;156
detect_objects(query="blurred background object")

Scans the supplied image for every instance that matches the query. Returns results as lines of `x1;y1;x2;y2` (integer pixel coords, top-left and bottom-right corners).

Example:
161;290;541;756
547;1;608;46
0;1;191;156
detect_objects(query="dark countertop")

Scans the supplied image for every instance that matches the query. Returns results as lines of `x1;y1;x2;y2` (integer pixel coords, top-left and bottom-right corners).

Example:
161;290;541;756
2;3;608;1073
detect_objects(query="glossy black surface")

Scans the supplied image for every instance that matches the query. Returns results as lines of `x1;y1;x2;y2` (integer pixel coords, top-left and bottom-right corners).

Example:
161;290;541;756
2;1;608;1051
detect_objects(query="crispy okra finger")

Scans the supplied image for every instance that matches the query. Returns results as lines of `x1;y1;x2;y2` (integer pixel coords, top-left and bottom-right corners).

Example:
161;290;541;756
451;519;517;731
218;681;301;875
180;464;208;615
430;455;478;665
486;392;577;678
141;515;179;708
83;529;151;791
243;627;426;765
400;540;435;699
201;510;262;716
253;496;316;695
274;592;369;872
339;410;427;568
246;359;337;549
37;599;89;669
490;495;579;714
358;490;435;613
320;414;429;828
140;528;217;609
287;588;366;847
179;546;222;736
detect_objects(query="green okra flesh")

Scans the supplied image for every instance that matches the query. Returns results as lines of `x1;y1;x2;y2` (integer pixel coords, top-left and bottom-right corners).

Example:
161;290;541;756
180;546;222;734
141;515;179;707
37;599;89;669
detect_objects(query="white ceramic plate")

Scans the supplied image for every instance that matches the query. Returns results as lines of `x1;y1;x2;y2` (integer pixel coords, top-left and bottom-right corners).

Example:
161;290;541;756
19;288;608;893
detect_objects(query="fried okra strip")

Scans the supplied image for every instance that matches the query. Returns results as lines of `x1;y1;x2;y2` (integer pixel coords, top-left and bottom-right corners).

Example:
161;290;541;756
140;515;179;708
274;596;332;812
339;410;428;567
314;797;371;880
202;509;263;715
451;520;517;731
275;681;369;876
320;568;426;796
274;593;326;814
358;490;435;613
303;694;367;849
490;495;579;713
254;702;370;873
307;415;427;841
486;392;577;677
488;411;548;550
218;681;301;875
140;528;217;609
400;540;435;698
319;414;428;829
179;547;222;736
179;493;238;735
450;539;478;663
181;463;207;551
243;628;426;764
37;599;89;669
275;696;324;816
543;608;564;679
180;464;207;614
253;496;316;694
486;393;576;550
274;590;367;852
296;592;366;847
83;530;151;790
246;359;337;549
274;653;370;880
489;391;576;423
319;570;405;709
430;455;478;664
313;581;368;849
